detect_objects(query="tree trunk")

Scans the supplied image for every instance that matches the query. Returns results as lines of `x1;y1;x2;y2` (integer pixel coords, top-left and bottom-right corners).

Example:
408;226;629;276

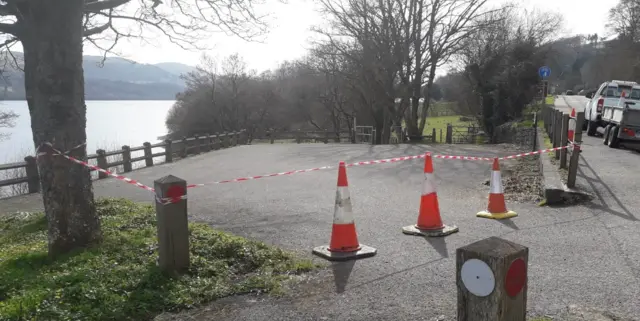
20;0;101;258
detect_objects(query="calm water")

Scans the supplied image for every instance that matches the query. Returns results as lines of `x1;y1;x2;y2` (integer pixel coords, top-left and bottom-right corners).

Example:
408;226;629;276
0;100;175;163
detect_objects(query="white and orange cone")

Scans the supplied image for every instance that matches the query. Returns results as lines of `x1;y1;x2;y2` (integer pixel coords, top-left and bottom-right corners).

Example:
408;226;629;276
477;158;517;219
312;161;377;261
568;107;576;142
402;152;459;237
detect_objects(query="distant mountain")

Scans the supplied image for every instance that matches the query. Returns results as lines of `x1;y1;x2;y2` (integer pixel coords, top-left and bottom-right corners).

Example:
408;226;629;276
154;62;198;77
0;52;197;100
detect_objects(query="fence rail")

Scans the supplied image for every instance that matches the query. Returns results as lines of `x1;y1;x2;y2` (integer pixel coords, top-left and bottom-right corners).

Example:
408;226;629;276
0;130;248;196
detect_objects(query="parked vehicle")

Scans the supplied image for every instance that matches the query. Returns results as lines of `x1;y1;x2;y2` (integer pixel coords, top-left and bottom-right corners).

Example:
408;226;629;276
583;80;640;136
565;90;574;95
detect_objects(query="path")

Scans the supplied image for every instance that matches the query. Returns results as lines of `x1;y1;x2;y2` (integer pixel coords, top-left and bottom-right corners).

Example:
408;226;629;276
2;142;639;320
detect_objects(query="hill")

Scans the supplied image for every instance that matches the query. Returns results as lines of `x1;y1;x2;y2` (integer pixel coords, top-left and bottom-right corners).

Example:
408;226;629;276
0;53;197;100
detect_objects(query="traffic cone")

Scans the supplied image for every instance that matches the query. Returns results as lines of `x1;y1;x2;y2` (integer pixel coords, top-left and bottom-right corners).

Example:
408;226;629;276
312;161;377;261
477;158;517;219
568;108;576;141
402;153;459;237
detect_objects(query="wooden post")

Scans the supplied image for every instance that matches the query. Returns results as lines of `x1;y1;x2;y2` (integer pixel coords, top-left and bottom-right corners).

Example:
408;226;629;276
574;111;584;144
532;112;538;152
232;132;238;146
121;145;132;173
270;130;275;144
24;156;40;193
554;110;562;160
213;132;221;150
560;114;569;168
221;133;229;148
96;149;108;179
457;237;528;321
143;142;153;167
296;130;302;144
440;128;443;143
164;140;173;163
193;134;201;154
446;124;453;144
205;134;213;152
432;128;436;143
567;111;584;188
181;136;188;158
154;175;190;275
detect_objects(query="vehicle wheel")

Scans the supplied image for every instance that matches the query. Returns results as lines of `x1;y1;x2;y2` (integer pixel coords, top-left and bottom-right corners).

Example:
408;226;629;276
603;125;611;145
586;120;597;136
608;126;620;148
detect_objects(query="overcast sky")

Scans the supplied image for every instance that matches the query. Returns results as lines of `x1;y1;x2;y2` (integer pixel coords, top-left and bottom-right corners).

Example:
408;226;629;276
68;0;625;73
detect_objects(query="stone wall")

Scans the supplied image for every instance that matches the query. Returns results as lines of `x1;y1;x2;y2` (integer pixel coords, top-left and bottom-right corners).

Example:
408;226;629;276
493;122;537;149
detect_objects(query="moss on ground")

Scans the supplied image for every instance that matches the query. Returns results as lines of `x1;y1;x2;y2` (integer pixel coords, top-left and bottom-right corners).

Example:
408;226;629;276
0;198;317;321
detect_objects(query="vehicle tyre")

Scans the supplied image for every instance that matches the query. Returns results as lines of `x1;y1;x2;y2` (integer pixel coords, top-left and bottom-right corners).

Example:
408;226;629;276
603;125;611;145
608;126;620;148
586;119;597;136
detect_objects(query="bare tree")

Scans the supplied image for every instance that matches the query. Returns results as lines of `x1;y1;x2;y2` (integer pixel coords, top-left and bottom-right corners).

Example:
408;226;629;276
0;0;281;257
0;108;17;142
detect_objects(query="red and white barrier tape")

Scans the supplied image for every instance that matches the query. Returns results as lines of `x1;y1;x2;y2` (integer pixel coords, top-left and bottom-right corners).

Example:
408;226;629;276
41;143;572;204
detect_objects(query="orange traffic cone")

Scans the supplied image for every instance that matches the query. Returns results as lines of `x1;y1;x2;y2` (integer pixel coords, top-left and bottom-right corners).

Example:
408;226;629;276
477;158;517;219
402;152;459;237
312;161;377;261
568;108;576;141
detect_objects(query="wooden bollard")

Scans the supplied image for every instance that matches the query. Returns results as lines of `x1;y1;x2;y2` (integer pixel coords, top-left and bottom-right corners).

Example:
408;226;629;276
154;175;190;274
457;236;528;321
23;156;40;193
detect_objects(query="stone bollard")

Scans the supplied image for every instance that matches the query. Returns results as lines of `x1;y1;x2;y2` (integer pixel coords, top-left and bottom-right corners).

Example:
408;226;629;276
457;236;528;321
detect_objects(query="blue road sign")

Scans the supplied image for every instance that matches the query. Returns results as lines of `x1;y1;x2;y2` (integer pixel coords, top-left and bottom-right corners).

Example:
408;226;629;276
538;66;551;79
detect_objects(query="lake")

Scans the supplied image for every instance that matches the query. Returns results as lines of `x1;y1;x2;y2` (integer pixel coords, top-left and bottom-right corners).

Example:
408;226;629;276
0;100;175;163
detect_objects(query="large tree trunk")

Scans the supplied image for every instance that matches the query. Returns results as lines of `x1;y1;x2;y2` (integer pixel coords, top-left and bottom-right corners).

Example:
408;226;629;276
20;0;101;258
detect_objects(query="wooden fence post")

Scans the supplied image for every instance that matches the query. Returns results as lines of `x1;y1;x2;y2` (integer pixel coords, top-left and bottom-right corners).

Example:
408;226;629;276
213;132;221;150
296;130;302;144
24;156;40;193
96;149;108;179
121;145;132;172
554;110;562;160
270;130;275;144
567;111;584;188
446;124;453;144
432;128;436;143
181;136;188;158
164;140;173;163
440;128;443;143
154;175;190;275
232;132;238;146
143;142;154;167
193;134;201;154
457;237;528;321
221;133;230;148
560;114;569;168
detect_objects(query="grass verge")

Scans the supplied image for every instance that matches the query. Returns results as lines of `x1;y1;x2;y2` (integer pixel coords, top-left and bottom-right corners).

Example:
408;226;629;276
0;198;316;321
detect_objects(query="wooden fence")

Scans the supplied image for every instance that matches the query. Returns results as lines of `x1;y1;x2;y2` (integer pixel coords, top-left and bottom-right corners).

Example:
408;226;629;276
540;106;584;187
0;130;248;196
252;130;352;144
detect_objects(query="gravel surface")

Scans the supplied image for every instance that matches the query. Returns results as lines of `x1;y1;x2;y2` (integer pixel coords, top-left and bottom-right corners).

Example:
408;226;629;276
2;140;639;320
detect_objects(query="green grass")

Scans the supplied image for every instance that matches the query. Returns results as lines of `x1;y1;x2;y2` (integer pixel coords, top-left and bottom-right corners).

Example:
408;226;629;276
545;95;555;105
0;198;317;321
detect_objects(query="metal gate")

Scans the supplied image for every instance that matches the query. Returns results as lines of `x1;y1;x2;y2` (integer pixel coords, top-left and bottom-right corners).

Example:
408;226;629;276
355;126;376;144
451;125;484;144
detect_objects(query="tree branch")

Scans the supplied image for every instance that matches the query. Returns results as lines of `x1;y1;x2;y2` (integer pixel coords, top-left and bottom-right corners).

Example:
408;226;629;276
84;21;111;37
0;22;19;36
84;0;131;13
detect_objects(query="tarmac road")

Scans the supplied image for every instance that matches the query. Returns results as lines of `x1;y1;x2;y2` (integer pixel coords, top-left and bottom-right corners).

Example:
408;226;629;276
2;142;639;320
